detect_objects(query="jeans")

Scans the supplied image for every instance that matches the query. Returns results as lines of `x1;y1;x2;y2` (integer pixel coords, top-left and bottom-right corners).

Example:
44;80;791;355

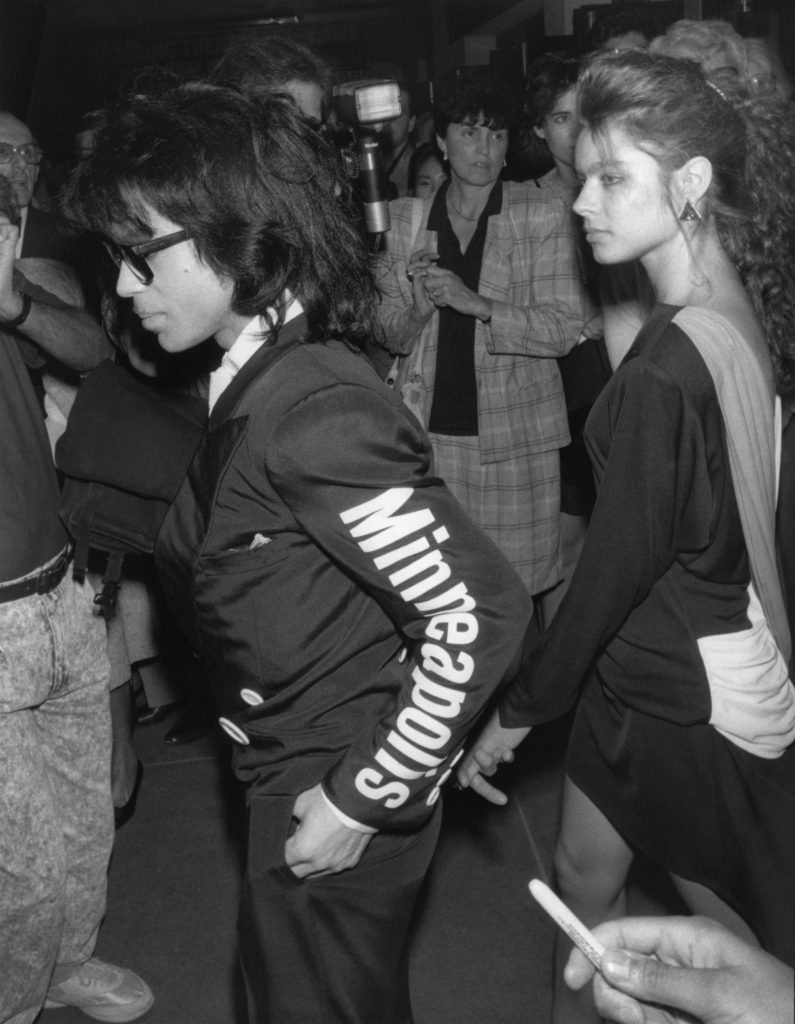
0;574;113;1023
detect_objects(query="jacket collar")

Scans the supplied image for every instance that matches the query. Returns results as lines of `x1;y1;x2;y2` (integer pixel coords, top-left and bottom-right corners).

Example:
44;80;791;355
209;313;308;427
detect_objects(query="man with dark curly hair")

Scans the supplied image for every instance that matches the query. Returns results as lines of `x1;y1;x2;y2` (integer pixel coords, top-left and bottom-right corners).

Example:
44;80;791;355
63;81;532;1024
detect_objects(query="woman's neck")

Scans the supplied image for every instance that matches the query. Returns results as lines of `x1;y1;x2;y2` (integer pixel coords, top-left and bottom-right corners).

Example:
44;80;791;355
642;224;762;340
446;180;493;222
553;158;578;191
643;222;731;309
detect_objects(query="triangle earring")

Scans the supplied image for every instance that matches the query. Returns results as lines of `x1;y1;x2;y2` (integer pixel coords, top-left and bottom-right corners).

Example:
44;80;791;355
679;199;701;222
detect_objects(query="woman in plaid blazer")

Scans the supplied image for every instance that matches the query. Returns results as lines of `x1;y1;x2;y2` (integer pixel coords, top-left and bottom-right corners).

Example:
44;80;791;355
376;75;589;601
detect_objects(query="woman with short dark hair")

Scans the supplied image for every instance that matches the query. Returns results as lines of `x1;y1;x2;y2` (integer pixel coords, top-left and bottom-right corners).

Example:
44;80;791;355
520;52;581;190
376;74;589;609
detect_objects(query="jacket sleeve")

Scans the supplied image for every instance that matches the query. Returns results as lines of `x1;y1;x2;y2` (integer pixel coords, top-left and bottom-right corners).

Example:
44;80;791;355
266;381;533;829
373;199;433;357
500;360;707;726
481;193;587;359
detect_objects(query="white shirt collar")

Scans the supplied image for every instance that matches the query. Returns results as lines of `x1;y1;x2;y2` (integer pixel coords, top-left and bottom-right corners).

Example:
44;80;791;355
208;294;303;411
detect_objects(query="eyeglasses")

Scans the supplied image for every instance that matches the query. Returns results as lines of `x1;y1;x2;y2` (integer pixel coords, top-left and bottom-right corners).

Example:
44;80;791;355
0;142;43;166
102;229;191;285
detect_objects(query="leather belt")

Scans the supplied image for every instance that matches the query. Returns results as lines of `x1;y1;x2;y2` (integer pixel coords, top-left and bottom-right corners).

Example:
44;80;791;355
0;551;71;604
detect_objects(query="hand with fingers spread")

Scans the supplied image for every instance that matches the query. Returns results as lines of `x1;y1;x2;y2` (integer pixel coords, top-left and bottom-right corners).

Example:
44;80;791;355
455;709;531;805
565;915;794;1024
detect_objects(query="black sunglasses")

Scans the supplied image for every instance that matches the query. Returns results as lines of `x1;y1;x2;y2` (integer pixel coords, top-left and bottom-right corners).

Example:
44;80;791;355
103;229;191;286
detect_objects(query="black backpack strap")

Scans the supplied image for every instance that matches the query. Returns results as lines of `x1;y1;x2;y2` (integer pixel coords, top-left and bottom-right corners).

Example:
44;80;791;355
94;549;126;616
69;484;103;584
72;534;91;584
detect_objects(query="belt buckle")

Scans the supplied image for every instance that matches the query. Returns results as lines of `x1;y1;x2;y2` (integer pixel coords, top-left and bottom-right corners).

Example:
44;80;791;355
35;566;55;595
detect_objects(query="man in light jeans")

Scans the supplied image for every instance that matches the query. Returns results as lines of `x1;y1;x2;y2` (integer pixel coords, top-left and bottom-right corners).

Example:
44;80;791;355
0;110;152;1024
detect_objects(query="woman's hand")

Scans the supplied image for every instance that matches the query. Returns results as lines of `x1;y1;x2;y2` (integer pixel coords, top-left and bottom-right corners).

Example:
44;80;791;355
406;248;439;320
455;710;531;805
423;265;493;322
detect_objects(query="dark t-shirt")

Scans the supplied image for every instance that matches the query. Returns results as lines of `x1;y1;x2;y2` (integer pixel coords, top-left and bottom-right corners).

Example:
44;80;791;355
1;286;69;581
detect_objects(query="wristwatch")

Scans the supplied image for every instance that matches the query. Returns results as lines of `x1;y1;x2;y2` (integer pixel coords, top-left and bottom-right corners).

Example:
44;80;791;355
0;291;32;329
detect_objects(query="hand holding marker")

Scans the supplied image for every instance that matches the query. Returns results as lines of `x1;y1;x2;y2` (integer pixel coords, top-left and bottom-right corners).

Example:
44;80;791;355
529;879;606;970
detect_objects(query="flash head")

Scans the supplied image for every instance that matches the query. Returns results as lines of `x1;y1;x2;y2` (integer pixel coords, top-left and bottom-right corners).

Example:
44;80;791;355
332;79;402;129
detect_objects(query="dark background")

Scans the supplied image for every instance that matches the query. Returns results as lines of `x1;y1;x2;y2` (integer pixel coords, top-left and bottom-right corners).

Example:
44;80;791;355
1;0;792;161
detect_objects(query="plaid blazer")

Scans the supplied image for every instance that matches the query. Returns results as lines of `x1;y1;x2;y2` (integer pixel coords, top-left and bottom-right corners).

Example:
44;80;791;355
375;181;589;464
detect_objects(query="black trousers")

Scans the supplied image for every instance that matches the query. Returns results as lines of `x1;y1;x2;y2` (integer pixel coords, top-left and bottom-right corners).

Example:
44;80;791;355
239;791;442;1024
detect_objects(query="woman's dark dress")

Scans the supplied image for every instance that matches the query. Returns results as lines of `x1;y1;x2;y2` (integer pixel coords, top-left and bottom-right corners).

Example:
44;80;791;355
501;305;795;963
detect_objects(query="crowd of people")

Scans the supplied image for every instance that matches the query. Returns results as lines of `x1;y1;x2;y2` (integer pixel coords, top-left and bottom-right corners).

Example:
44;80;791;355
1;13;794;1024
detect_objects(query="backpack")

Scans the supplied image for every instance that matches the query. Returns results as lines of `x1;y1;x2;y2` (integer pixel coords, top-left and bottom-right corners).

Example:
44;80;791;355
55;359;206;615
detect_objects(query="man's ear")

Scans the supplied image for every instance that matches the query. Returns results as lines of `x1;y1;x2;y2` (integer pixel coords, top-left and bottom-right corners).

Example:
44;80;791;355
436;134;447;159
533;124;547;142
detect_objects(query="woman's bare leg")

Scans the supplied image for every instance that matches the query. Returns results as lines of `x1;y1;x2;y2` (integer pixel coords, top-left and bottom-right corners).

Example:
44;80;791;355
670;873;759;946
551;777;635;1024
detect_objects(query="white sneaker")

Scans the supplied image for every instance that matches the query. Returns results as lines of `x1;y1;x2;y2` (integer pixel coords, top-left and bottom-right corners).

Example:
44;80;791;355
45;957;154;1022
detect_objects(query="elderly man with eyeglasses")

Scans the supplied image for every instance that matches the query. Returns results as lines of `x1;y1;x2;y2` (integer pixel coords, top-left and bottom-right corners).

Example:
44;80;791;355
0;113;97;327
0;110;153;1024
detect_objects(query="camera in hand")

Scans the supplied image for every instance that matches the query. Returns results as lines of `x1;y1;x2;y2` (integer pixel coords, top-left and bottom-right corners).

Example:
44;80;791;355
330;79;402;235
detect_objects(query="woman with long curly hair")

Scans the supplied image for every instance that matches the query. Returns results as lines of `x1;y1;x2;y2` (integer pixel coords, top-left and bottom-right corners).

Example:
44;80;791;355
603;19;795;370
458;50;795;1022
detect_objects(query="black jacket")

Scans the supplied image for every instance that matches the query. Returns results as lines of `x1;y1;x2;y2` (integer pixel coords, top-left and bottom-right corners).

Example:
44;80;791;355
156;317;531;830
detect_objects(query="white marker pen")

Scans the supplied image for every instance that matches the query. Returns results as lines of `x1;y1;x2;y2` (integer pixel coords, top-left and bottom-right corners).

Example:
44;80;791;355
529;879;606;971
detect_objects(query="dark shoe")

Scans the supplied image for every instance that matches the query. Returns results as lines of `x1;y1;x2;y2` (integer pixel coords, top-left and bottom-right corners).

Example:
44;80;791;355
45;957;154;1021
136;702;178;726
163;708;210;745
